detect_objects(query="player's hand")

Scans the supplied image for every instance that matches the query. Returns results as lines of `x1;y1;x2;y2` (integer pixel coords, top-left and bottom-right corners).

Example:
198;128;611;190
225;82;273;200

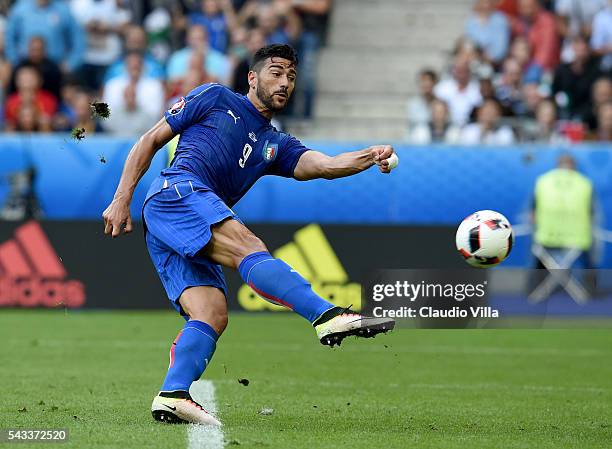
102;197;133;238
370;145;395;174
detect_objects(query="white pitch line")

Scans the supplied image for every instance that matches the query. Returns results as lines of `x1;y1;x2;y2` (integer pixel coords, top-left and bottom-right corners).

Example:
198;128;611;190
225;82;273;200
188;380;224;449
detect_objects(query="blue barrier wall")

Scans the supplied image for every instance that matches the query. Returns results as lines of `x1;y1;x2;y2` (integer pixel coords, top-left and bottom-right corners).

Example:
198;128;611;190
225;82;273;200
1;135;612;265
0;135;168;221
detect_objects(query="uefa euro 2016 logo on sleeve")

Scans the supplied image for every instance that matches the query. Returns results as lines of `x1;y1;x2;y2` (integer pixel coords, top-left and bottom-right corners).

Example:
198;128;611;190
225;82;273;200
262;141;278;163
168;97;186;115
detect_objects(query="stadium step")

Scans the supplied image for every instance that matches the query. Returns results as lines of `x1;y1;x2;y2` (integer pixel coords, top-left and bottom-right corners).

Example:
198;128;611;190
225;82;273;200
313;94;408;120
288;0;472;141
316;49;447;95
332;10;470;28
288;117;407;142
328;29;463;50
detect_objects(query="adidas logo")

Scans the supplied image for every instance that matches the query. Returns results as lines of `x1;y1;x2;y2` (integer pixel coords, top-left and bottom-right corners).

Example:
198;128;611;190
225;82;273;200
0;221;85;308
238;224;361;312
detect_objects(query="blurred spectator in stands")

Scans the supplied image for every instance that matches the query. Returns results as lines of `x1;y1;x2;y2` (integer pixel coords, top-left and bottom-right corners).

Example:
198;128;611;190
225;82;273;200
53;76;82;131
459;99;515;144
104;24;165;83
508;35;541;81
585;77;612;129
407;98;461;144
13;102;47;132
512;0;560;72
167;24;231;94
522;98;567;142
189;0;238;53
163;0;189;52
102;51;164;135
434;58;482;126
452;37;484;67
53;83;103;133
495;57;524;115
231;26;265;94
591;101;612;140
552;35;602;121
292;0;331;118
509;35;530;68
406;69;438;127
498;0;519;17
8;37;62;100
590;0;612;72
0;0;10;15
5;0;85;73
70;0;131;90
478;69;496;101
464;0;510;64
239;0;301;45
227;26;249;61
469;66;496;120
5;66;57;131
143;1;173;64
72;88;103;134
0;17;10;107
555;0;606;63
520;81;545;118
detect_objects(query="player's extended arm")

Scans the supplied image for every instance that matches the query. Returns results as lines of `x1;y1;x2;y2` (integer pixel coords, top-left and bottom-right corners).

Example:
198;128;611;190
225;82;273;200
102;118;176;238
293;145;395;181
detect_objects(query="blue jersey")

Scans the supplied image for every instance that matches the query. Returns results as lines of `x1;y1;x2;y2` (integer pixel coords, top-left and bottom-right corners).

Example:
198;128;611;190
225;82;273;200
161;83;308;207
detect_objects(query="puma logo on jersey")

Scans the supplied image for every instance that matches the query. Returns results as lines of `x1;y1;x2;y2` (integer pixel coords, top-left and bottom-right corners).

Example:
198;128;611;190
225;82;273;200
227;109;240;124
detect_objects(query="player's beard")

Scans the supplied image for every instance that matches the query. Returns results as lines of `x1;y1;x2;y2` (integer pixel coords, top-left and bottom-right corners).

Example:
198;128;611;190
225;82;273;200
256;83;289;112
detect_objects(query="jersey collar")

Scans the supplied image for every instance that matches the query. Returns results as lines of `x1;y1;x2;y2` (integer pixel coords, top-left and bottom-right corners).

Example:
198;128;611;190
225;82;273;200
241;95;272;123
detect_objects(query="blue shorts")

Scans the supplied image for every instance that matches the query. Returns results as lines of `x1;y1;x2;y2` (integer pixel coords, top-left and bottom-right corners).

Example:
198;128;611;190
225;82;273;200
142;176;238;317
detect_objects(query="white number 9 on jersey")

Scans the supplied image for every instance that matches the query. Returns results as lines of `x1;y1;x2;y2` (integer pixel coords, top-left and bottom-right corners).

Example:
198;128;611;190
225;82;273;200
239;143;252;168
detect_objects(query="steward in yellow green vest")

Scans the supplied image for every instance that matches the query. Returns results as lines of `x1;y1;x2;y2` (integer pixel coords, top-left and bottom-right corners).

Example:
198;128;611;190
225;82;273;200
534;155;593;251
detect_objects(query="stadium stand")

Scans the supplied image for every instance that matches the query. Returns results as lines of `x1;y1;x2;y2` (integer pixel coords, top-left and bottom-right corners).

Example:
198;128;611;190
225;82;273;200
291;0;474;140
401;0;612;145
0;0;331;131
4;0;610;143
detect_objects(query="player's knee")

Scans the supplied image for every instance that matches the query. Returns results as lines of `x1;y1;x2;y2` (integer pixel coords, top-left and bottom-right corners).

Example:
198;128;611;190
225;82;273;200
231;232;267;268
188;306;228;336
180;286;229;335
198;307;227;335
216;309;228;334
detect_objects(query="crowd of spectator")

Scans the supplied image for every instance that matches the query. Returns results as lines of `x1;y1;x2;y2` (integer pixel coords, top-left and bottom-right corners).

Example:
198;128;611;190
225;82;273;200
0;0;332;135
407;0;612;144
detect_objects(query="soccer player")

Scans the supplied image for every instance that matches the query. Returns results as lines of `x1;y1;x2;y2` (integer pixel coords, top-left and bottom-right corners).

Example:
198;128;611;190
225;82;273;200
102;44;396;426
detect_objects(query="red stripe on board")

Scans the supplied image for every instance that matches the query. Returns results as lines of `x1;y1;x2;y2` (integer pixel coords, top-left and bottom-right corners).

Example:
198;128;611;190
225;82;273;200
248;283;294;309
16;221;66;278
0;240;34;277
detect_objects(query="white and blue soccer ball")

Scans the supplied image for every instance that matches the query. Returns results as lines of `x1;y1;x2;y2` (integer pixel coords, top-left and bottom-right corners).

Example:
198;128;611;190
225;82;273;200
455;210;514;268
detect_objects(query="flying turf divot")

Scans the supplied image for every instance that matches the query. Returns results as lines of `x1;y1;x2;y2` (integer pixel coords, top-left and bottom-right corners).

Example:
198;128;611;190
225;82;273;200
188;381;224;449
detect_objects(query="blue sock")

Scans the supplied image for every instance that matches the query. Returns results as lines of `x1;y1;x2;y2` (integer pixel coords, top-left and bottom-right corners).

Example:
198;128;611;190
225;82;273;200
160;320;218;392
238;251;335;323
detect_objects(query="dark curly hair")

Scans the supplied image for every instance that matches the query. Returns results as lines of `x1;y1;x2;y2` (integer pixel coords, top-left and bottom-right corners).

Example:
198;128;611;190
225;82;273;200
250;44;299;72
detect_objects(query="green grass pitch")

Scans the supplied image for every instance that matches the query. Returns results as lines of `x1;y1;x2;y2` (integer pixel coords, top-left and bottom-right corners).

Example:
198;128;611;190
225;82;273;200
1;310;611;449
